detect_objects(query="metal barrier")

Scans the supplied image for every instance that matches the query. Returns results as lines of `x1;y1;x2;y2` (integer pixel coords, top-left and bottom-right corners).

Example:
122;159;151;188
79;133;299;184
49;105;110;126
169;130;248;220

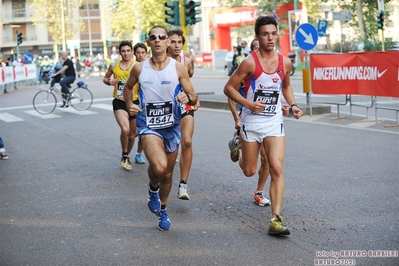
310;93;399;127
374;97;399;128
349;95;374;121
310;94;348;119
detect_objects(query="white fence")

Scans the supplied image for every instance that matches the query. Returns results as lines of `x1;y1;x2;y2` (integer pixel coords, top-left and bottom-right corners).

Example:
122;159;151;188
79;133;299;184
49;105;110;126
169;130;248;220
0;65;37;85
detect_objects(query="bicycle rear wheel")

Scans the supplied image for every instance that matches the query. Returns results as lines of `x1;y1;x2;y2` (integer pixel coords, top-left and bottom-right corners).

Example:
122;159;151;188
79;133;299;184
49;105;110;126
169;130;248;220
33;90;57;114
70;86;93;111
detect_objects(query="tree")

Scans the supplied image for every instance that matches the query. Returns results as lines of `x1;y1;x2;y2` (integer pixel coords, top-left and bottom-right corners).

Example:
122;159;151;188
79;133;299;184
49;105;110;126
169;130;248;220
108;0;173;40
321;0;393;41
28;0;83;44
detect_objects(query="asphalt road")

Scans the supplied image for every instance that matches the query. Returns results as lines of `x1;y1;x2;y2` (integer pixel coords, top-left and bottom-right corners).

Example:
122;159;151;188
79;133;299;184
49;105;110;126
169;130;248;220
0;74;398;266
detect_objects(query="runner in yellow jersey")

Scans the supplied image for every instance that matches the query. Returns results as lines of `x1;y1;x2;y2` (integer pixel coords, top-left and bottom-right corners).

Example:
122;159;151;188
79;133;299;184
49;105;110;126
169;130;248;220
103;40;138;171
131;42;149;164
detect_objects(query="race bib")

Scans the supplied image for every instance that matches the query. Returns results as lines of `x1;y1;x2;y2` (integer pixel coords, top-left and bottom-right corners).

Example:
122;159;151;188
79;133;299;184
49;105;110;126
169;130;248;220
146;101;174;129
253;90;280;116
117;81;126;98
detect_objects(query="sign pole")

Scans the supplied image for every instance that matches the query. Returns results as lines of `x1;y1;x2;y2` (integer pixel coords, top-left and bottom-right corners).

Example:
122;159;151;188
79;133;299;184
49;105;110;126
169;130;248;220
180;0;188;51
377;0;385;52
16;30;19;59
295;23;319;107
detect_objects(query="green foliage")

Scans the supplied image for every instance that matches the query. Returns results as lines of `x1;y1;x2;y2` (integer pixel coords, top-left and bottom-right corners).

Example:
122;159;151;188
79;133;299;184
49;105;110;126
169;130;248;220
108;0;169;40
362;38;398;51
333;0;393;40
28;0;83;44
331;41;362;52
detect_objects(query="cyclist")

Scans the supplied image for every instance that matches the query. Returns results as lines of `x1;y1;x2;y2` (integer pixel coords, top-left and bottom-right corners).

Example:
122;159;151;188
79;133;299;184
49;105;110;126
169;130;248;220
50;51;76;107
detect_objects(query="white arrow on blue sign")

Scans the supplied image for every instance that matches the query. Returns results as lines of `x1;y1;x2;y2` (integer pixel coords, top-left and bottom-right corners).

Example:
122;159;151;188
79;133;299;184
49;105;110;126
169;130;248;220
294;23;319;51
23;53;34;64
317;20;328;37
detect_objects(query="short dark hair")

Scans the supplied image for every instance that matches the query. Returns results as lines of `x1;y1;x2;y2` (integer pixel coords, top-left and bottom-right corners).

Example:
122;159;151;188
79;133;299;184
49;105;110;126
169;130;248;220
119;40;133;53
250;39;259;52
255;15;278;35
168;28;185;45
148;26;168;36
134;42;147;53
236;45;243;56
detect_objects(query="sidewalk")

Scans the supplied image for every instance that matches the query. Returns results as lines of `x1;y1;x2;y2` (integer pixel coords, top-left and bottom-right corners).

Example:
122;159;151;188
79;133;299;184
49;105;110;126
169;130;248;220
193;67;331;115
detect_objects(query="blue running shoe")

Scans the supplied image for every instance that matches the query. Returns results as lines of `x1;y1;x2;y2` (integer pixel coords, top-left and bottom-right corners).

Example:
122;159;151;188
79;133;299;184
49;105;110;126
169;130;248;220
135;153;146;164
148;186;161;214
157;209;171;231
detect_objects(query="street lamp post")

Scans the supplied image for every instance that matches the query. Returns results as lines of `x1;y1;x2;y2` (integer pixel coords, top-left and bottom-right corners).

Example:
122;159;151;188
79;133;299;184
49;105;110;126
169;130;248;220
61;0;66;51
85;0;93;56
101;1;113;59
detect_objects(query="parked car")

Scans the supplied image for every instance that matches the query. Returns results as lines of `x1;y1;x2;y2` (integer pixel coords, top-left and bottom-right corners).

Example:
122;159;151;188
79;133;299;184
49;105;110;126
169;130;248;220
224;51;235;76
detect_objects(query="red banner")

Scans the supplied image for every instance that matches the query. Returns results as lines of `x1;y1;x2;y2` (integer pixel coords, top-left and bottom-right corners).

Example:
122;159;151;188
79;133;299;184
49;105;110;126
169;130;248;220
310;51;399;97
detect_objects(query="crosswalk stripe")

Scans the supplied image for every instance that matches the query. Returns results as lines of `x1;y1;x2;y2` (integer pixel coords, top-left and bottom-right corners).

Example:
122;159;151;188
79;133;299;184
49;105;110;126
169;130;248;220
0;113;25;122
58;108;98;115
24;110;61;119
91;104;113;111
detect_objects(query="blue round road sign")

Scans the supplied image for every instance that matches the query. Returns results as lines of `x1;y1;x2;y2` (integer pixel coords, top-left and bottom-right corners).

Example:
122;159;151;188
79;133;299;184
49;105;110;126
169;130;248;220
294;23;319;51
24;53;34;64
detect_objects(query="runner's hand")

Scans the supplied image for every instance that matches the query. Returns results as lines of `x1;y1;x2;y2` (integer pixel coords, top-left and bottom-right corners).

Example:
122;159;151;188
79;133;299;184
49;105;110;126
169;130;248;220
193;97;200;111
127;103;141;116
282;104;290;117
292;106;303;119
176;91;189;104
109;79;118;86
249;101;266;114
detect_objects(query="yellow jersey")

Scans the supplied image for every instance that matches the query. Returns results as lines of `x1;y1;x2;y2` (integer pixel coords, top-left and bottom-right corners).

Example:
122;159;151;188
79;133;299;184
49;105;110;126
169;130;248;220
112;60;137;101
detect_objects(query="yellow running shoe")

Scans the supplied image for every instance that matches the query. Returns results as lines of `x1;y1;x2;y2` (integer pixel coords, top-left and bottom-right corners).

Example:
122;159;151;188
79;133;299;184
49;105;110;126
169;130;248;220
268;215;291;235
230;146;240;162
120;156;132;171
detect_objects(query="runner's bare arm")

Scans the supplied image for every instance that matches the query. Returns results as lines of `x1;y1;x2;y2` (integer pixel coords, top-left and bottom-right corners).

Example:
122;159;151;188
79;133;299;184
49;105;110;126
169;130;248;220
281;56;302;119
228;98;241;129
176;62;198;105
103;62;116;86
185;57;194;77
123;63;143;116
224;56;265;114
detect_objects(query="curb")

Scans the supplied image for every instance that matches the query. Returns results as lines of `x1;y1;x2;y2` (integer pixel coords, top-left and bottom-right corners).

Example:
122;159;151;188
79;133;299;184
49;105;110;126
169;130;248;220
199;98;331;115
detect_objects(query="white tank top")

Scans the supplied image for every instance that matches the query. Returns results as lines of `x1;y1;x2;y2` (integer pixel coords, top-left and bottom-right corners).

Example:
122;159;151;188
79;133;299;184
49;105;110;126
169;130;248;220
179;51;185;64
241;53;285;125
136;59;182;129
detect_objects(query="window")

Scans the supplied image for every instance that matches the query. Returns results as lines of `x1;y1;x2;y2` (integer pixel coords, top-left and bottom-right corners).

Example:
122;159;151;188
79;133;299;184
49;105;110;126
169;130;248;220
12;1;26;18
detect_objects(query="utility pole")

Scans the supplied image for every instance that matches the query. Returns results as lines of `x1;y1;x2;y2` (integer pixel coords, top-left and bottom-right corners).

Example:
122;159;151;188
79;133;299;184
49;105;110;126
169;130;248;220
61;0;66;51
101;1;113;59
85;0;93;56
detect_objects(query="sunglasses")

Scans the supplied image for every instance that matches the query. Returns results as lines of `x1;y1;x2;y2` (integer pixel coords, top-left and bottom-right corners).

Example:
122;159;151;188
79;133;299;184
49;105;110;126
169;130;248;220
148;34;168;41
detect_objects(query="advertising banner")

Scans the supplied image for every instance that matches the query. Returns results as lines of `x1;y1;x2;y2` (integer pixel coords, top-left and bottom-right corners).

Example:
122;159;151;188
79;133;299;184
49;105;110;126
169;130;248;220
310;51;399;97
0;65;37;85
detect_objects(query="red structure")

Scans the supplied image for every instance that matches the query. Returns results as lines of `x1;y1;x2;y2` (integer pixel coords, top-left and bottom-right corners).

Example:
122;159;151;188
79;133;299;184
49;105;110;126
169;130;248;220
208;4;302;57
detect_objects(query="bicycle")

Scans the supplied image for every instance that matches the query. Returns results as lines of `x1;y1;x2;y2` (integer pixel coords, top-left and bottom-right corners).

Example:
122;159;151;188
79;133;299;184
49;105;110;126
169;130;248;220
33;80;93;115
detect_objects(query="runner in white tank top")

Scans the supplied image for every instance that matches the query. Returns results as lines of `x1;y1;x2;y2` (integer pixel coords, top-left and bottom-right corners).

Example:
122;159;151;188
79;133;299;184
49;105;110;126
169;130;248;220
123;26;198;231
167;28;197;201
137;59;182;130
224;16;303;236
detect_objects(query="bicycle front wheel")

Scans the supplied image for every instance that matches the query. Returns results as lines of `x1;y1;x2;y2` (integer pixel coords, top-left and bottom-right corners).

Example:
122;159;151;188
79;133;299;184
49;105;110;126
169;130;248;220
33;90;57;114
70;87;93;111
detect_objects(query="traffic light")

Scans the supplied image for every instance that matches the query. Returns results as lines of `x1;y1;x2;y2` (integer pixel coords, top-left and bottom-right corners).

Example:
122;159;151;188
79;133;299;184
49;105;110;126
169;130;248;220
184;0;202;26
377;11;384;30
140;32;148;42
164;1;180;26
209;30;215;40
16;30;23;46
110;0;118;12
